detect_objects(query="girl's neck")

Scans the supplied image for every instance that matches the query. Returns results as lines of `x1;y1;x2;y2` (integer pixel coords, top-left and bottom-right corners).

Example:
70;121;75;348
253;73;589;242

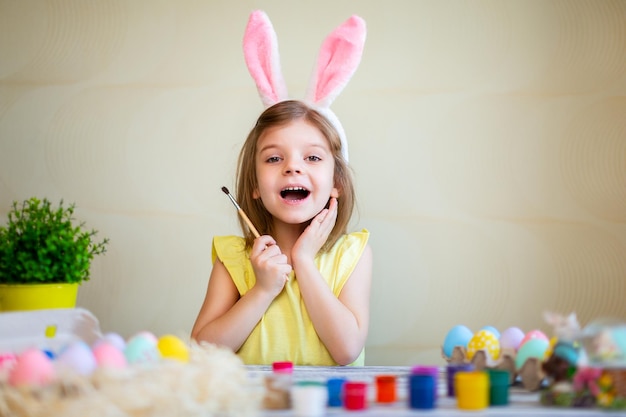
271;220;307;257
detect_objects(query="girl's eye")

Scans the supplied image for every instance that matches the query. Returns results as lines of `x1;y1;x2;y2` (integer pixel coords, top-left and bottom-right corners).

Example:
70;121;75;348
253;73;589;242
306;155;322;162
265;156;281;163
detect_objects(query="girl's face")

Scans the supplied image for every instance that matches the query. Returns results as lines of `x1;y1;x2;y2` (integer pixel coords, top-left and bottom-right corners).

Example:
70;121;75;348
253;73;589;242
253;119;339;226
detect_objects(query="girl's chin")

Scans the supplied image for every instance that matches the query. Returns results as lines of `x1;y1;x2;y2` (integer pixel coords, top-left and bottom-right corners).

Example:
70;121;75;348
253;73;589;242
272;211;321;226
274;216;315;227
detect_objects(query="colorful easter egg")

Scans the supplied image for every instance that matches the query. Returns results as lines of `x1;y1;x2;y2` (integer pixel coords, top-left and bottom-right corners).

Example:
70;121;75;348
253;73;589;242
519;330;548;348
499;327;525;351
8;348;56;387
125;333;160;365
103;332;127;351
93;342;127;369
481;326;500;339
515;338;549;370
442;325;473;358
57;341;97;375
157;335;190;363
544;336;558;359
134;331;158;344
0;352;17;371
467;330;500;362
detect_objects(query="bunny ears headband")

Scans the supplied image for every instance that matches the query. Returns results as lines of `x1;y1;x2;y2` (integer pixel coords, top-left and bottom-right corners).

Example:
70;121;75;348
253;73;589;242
243;10;366;162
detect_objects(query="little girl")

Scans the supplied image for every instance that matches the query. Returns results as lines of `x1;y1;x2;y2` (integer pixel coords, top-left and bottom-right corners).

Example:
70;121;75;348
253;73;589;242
192;11;371;366
192;100;371;366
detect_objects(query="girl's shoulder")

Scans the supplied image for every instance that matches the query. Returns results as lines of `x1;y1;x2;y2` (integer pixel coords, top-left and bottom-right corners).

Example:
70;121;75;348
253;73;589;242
212;235;248;264
335;229;369;249
324;229;370;262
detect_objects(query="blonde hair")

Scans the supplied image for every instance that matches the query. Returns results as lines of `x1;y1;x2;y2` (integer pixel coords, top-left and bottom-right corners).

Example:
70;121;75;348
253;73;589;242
235;100;355;252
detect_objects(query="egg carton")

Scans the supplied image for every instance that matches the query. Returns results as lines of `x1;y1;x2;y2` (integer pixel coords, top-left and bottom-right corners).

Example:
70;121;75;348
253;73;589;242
0;308;102;354
442;345;546;391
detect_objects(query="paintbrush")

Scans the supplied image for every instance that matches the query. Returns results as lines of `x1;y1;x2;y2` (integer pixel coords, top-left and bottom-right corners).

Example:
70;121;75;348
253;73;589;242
221;186;261;238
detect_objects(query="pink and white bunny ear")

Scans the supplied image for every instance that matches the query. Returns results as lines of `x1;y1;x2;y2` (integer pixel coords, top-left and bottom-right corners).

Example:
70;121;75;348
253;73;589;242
243;10;288;108
243;11;366;162
305;15;366;108
306;15;366;162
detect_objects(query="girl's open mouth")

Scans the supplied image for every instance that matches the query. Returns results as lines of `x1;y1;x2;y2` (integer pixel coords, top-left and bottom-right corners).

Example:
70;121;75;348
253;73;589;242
280;187;310;201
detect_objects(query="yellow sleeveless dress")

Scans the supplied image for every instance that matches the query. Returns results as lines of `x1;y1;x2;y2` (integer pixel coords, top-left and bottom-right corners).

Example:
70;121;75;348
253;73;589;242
212;229;369;366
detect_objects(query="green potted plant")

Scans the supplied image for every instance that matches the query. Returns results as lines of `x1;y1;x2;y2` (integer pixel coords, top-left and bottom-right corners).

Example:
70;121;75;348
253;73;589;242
0;197;109;311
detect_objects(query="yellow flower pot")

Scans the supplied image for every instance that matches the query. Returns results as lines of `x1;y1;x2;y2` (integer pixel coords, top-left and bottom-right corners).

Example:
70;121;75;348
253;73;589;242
0;283;78;312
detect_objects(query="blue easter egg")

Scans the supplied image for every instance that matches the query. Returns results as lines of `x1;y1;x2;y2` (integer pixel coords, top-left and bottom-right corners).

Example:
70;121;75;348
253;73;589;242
481;326;500;339
443;325;473;358
124;334;160;365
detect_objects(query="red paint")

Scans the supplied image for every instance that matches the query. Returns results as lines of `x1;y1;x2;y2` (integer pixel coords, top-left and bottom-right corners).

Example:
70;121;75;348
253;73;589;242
344;381;368;410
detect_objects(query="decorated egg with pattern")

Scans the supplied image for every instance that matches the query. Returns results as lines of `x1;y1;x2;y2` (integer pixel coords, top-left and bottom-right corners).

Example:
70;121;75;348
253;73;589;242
519;330;549;348
467;329;500;362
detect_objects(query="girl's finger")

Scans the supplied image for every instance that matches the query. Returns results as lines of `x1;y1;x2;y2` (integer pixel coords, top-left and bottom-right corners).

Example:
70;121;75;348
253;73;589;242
251;235;276;256
319;198;338;226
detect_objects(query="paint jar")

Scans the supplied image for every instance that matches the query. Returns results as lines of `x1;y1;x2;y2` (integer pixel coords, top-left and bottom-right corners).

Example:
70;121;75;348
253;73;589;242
343;381;368;410
411;365;439;398
446;363;473;397
327;377;346;407
455;371;488;410
263;361;294;409
488;369;510;406
411;365;439;377
291;381;328;417
409;373;436;409
375;375;397;403
273;361;294;374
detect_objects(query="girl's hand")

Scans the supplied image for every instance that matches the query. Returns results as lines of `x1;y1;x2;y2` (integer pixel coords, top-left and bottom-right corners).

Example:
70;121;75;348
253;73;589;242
292;197;338;264
250;235;291;297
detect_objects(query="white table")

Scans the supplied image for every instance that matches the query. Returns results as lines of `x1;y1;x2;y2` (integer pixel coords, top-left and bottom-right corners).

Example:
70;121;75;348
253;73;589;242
247;365;613;416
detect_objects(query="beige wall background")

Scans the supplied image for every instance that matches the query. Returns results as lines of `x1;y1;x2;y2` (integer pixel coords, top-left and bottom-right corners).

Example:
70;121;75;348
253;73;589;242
1;0;625;365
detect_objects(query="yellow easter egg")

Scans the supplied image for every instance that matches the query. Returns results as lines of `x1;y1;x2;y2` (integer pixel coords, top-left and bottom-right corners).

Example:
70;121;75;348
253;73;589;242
157;335;189;363
544;336;558;359
467;330;500;361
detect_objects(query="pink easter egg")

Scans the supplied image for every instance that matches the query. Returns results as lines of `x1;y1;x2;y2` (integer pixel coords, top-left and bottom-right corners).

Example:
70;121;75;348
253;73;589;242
8;348;56;387
520;330;549;348
103;332;127;351
93;342;127;369
0;352;17;371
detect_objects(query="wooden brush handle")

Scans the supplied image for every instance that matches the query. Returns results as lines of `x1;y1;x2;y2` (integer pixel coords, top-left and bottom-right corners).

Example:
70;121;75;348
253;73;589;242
238;209;260;238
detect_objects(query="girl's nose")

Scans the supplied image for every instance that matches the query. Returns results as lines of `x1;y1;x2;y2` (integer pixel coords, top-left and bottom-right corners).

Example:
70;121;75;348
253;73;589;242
284;158;302;174
284;167;301;174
